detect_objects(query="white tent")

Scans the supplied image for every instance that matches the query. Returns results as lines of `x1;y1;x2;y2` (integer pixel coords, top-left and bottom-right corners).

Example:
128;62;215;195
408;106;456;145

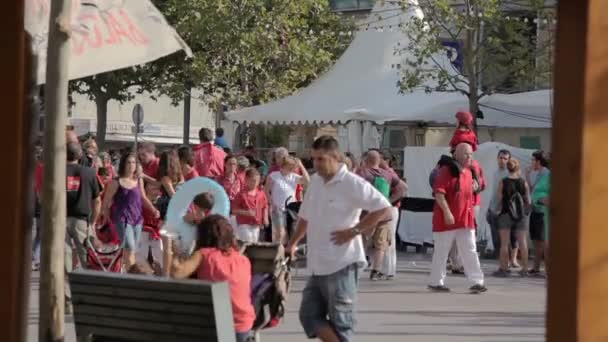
225;1;552;152
398;142;536;251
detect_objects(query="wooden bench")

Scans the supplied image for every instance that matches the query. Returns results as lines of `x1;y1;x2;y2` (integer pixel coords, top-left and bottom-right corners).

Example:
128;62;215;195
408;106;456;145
69;270;236;342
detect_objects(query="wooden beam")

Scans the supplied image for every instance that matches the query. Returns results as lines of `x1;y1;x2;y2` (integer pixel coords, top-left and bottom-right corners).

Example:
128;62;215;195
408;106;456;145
547;1;608;342
0;1;33;342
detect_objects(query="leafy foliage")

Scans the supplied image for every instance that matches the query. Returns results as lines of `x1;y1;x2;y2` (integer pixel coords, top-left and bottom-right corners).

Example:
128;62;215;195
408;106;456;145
397;0;555;114
72;0;354;145
151;0;354;108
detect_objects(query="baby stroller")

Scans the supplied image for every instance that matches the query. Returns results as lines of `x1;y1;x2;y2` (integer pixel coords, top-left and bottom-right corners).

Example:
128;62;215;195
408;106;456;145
85;222;123;273
243;243;292;341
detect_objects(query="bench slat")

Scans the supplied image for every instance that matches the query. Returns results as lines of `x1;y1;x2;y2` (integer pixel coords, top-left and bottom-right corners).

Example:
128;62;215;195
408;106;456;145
74;305;212;326
70;284;212;304
74;314;213;336
72;294;216;315
69;270;216;295
75;324;210;342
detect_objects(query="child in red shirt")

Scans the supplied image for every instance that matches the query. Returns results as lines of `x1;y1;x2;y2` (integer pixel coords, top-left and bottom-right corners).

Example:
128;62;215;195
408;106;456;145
449;111;478;152
232;168;268;243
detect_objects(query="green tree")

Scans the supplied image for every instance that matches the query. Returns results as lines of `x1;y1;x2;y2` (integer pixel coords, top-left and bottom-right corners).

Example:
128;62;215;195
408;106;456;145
151;0;354;108
397;0;555;125
72;0;353;146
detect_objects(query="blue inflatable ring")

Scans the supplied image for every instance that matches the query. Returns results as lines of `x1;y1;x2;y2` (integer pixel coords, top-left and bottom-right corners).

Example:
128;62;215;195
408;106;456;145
162;177;230;253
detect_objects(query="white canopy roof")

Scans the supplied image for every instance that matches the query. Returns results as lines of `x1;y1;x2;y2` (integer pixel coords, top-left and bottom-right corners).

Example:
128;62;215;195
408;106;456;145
226;2;552;128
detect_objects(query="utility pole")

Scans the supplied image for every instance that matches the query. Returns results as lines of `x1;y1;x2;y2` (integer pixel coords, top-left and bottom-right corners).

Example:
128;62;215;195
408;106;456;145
39;0;72;341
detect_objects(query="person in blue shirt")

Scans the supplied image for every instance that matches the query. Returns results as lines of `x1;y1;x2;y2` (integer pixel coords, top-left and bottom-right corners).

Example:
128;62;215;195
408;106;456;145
214;127;229;149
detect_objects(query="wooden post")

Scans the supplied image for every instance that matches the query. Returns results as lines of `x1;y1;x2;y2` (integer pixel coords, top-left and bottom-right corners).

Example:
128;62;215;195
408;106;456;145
39;0;72;341
547;1;608;341
0;1;33;341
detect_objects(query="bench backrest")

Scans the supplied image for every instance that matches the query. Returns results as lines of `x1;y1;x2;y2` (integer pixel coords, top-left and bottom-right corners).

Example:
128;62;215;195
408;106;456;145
69;270;236;342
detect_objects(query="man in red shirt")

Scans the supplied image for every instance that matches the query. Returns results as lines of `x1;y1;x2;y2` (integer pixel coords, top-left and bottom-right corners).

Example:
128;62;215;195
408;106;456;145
428;143;486;294
138;142;160;182
192;127;226;179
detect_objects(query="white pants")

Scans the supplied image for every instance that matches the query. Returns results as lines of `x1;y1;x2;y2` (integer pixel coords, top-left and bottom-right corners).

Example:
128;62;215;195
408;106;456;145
236;224;260;243
382;207;400;276
429;229;484;286
448;206;481;269
136;231;163;268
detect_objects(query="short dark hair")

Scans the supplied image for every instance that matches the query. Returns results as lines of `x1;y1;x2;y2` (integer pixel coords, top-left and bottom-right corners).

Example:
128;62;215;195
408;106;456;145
215;127;224;137
177;146;195;167
312;135;340;152
192;192;215;210
198;128;214;142
139;142;155;154
224;154;236;163
532;150;549;168
196;215;237;253
66;142;82;162
498;149;511;158
223;147;232;154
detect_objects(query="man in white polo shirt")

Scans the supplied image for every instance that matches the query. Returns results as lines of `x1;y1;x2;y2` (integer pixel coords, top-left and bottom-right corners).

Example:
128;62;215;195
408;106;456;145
286;135;391;342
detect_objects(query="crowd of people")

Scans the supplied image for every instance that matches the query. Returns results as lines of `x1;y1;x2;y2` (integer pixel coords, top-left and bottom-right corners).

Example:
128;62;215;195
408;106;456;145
30;111;551;341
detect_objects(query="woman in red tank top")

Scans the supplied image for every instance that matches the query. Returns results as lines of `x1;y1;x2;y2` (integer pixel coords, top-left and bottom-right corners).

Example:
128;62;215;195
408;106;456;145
170;215;255;341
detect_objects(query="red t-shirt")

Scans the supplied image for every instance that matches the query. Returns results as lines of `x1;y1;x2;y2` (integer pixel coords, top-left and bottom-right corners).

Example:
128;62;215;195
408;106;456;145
142;157;160;180
197;248;255;333
450;129;478;151
193;143;226;179
184;168;199;181
143;204;161;240
233;189;268;225
236;171;246;185
217;174;243;205
432;166;475;232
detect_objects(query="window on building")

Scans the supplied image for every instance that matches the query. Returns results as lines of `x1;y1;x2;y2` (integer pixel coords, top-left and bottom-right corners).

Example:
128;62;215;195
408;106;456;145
414;131;425;146
381;127;406;149
330;0;375;11
520;136;541;149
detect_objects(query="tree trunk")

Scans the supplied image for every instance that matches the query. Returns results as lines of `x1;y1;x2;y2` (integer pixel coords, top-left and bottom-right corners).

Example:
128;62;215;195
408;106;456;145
183;81;192;145
95;95;108;149
463;3;480;132
39;0;72;341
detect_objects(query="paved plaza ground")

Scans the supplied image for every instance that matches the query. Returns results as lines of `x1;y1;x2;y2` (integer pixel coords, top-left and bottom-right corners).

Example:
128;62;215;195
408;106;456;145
27;253;546;342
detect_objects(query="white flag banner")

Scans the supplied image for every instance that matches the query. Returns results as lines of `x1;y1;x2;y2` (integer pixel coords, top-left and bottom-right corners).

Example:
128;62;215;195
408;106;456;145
25;0;192;84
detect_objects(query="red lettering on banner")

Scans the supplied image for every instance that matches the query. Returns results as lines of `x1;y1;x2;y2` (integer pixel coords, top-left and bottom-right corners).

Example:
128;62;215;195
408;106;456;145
70;7;152;56
119;9;150;45
104;11;136;45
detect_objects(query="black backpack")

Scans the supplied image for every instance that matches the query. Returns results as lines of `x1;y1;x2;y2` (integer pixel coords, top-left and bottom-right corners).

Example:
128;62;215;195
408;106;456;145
429;155;462;191
504;178;526;221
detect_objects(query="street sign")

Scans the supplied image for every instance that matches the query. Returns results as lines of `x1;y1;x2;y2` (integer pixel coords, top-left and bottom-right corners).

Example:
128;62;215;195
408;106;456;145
132;104;144;126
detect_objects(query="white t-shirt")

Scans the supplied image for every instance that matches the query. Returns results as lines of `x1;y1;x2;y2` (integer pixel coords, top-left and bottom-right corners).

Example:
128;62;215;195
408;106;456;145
269;171;301;211
299;165;391;276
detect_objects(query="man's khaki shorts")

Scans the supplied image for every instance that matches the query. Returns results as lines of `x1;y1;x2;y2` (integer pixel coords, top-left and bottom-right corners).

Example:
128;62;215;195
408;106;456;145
366;221;391;251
